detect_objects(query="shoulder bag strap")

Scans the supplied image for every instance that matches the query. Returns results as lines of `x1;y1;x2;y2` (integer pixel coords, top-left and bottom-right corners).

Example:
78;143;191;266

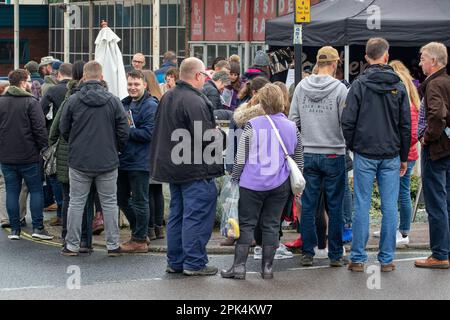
265;115;289;158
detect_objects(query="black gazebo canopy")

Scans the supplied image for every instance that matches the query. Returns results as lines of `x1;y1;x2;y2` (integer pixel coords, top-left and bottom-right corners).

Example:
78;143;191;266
265;0;450;47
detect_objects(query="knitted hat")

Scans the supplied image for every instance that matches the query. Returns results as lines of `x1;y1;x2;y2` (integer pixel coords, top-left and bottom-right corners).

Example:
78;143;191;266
253;50;270;67
25;61;39;74
229;61;241;74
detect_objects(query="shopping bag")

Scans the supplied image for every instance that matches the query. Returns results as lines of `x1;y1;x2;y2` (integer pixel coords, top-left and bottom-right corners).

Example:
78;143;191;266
219;176;240;239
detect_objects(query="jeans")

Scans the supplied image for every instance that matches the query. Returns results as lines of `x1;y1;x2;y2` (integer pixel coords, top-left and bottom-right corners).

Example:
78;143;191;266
300;154;345;261
1;162;44;231
117;170;150;241
148;184;164;229
398;160;416;235
167;179;217;271
350;153;400;265
421;147;450;261
238;179;291;246
342;171;353;226
66;168;119;252
47;175;63;218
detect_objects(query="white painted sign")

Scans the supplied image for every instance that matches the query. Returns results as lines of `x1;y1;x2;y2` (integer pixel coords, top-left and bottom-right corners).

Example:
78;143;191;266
293;24;303;45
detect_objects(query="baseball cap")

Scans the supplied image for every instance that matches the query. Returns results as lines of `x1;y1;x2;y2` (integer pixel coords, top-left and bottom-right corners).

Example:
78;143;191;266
25;61;39;74
39;56;58;67
52;60;63;71
316;46;340;63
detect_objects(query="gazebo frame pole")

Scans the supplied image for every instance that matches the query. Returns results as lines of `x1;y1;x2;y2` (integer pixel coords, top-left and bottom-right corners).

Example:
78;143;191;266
344;45;350;82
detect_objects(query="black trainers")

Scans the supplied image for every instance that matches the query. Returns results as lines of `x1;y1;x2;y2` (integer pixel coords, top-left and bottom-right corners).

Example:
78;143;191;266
183;265;218;276
8;229;21;240
166;266;183;274
108;247;122;257
61;246;79;256
301;254;314;267
32;228;54;240
1;221;11;229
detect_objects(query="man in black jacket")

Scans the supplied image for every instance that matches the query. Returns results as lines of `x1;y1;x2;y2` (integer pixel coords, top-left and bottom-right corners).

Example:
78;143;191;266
150;57;225;276
0;69;53;240
41;63;72;129
40;62;72;226
60;61;129;257
202;70;232;121
342;38;411;272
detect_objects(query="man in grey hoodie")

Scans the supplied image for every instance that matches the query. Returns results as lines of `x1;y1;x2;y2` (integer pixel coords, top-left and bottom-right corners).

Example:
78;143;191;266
289;46;348;267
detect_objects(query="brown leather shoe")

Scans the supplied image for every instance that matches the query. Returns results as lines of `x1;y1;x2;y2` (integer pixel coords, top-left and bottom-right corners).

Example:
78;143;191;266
381;263;396;272
415;256;450;269
120;240;148;253
220;237;236;246
49;216;62;226
348;262;365;272
44;203;58;212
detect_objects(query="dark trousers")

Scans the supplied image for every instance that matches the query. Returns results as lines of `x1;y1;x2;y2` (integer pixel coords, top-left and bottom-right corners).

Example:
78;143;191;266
316;187;328;250
149;184;164;229
238;179;291;246
421;146;450;261
167;179;217;271
47;175;63;218
117;170;150;241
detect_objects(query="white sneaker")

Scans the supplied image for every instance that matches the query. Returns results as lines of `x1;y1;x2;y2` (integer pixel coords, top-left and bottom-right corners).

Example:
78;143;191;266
373;230;381;238
396;231;410;246
314;246;328;259
274;243;293;260
253;246;262;260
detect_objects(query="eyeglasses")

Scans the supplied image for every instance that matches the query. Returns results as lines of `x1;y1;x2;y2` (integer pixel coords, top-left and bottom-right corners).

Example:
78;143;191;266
132;60;145;64
198;71;209;77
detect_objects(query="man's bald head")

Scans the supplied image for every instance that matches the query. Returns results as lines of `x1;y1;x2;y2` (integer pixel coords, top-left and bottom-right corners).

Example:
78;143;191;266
180;57;204;80
132;53;146;70
179;57;207;89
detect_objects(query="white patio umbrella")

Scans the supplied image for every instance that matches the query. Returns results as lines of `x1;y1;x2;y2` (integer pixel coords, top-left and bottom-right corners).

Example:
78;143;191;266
94;23;128;100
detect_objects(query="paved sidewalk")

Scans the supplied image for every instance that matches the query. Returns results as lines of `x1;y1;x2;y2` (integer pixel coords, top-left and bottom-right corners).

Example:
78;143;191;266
42;214;431;254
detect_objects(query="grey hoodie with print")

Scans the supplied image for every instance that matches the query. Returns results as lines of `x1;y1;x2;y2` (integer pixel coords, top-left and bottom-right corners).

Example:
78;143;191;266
289;74;348;155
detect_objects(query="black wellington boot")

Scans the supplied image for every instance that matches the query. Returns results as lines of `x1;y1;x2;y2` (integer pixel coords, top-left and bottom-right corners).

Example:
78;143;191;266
261;245;277;279
220;244;250;280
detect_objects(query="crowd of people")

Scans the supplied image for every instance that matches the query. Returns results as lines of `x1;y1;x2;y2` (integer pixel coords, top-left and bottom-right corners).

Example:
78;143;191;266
0;37;449;279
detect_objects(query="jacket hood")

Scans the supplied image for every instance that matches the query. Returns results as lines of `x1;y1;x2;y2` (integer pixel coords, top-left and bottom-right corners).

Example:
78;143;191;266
78;81;112;107
359;64;402;93
6;86;35;97
233;103;265;127
44;75;58;85
161;61;176;68
300;75;342;102
244;68;268;79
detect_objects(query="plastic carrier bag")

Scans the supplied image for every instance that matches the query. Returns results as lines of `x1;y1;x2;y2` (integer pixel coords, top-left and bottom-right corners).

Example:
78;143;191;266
219;176;240;239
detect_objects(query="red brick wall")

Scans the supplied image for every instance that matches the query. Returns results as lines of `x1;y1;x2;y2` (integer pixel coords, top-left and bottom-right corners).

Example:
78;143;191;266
0;27;48;77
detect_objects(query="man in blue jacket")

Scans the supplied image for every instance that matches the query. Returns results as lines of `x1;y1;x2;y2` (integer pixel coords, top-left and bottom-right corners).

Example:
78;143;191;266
155;51;177;84
118;70;158;253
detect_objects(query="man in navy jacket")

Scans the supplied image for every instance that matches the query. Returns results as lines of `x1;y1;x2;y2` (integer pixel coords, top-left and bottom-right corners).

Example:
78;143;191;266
118;70;158;253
